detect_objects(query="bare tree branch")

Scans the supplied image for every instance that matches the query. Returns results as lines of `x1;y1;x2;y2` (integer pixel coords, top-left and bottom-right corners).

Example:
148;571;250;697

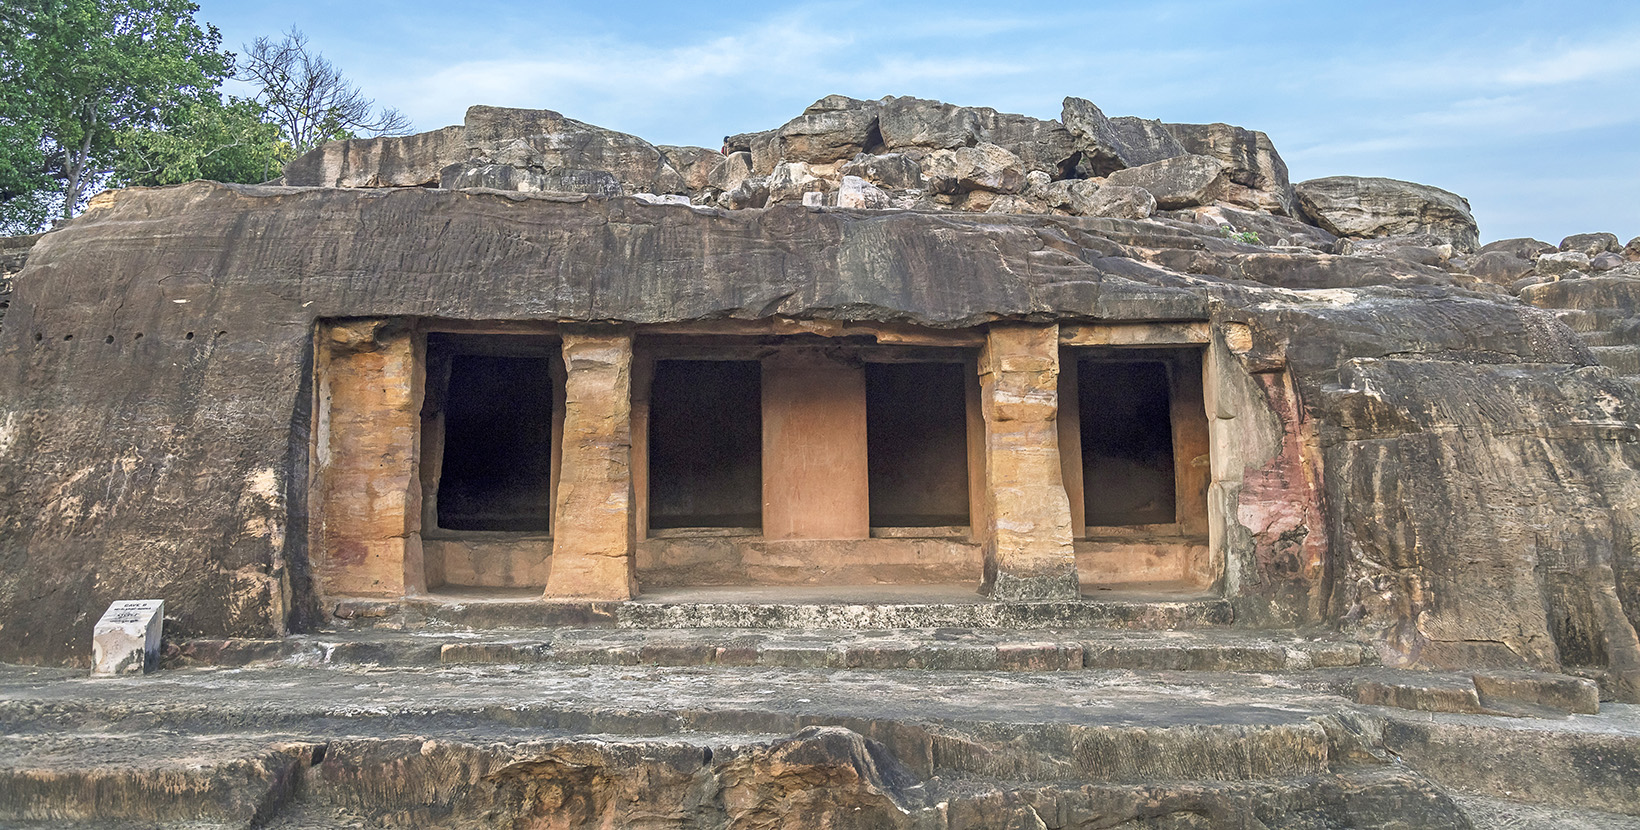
237;27;411;154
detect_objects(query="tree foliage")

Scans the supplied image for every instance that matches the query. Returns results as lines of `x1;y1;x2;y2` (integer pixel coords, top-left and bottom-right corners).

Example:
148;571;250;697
113;96;291;188
5;0;233;227
0;2;55;233
0;9;412;234
239;27;411;155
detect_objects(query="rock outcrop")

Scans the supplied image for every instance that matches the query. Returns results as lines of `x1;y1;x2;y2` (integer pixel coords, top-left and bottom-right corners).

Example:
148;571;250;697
276;94;1315;235
0;233;33;332
1295;176;1480;251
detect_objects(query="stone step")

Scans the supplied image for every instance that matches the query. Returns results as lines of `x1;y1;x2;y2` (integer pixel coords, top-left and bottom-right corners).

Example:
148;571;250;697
0;733;316;827
7;660;1637;826
328;586;1234;632
1548;306;1632;333
1573;326;1639;347
169;628;1369;674
1380;704;1640;818
0;729;1475;829
0;664;1347;787
1455;796;1640;830
1590;344;1640;374
1342;667;1601;717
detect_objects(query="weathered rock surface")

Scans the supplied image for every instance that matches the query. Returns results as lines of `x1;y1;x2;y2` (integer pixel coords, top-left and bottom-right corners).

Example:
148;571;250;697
658;144;725;192
1536;249;1591;276
1070;182;1157;220
1108;115;1189;167
919;142;1026;194
1;181;1636;696
1341;233;1454;266
1465;249;1535;284
1296;175;1480;251
1592;252;1626;272
440;162;622;196
1561;232;1621;257
0;233;33;332
836;175;892;209
1166;205;1339;252
1105;154;1232;209
1166;121;1295;215
1477;237;1556;260
266;94;1501;263
277;125;465;187
1060;96;1142;175
839;152;924;190
282;105;688;197
773;94;880;164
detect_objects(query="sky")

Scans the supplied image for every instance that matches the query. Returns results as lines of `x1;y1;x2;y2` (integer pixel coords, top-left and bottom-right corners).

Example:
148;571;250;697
195;0;1640;244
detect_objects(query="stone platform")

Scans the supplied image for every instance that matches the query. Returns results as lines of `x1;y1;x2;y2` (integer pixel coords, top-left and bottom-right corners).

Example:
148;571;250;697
2;614;1635;828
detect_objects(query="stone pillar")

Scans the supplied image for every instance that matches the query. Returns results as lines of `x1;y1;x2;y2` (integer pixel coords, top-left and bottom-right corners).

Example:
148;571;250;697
545;328;637;600
317;319;425;598
978;324;1080;600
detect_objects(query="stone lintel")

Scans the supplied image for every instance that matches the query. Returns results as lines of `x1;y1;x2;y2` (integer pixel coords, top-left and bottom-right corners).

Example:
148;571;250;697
978;323;1080;600
545;328;638;600
1058;321;1210;347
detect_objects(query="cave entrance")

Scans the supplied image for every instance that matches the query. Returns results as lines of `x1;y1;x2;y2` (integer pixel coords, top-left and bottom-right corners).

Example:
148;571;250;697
1078;360;1177;527
645;359;764;531
633;338;983;589
1060;345;1211;590
866;361;971;528
420;333;563;589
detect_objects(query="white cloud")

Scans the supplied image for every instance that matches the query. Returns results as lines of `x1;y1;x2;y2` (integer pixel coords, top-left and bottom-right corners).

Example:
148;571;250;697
1497;39;1640;85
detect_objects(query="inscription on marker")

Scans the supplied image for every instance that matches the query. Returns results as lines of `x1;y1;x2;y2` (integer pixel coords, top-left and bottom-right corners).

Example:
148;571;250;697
91;599;164;677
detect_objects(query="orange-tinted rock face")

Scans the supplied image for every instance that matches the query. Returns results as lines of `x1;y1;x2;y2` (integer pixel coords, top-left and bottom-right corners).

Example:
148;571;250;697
315;320;424;598
977;324;1080;600
545;330;637;600
1236;371;1328;620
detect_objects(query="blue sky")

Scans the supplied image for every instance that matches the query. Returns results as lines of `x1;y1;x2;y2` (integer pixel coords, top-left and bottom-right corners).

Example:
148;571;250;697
196;0;1640;244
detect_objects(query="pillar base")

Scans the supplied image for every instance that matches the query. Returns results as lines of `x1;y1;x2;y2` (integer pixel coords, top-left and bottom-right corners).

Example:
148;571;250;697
541;553;635;601
982;569;1082;602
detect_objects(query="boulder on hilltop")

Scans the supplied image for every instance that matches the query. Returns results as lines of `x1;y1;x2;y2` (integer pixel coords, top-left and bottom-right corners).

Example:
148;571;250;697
1295;176;1479;252
275;94;1479;255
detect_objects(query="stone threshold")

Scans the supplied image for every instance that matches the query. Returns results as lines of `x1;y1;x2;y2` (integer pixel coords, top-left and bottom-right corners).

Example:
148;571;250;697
166;627;1370;675
328;583;1230;631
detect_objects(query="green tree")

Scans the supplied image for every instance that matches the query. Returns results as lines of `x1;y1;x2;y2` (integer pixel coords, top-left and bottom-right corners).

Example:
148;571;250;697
113;96;292;187
2;0;232;229
0;3;54;234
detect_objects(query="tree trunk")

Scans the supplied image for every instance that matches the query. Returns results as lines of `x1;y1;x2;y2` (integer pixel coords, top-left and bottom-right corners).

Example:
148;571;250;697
61;110;97;220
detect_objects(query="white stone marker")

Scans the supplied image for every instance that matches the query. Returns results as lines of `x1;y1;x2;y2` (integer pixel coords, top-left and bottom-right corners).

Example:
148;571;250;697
91;599;164;677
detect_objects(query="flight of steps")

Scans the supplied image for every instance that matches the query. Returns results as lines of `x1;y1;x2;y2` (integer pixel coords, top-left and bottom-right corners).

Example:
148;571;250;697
1522;274;1640;396
1;592;1636;829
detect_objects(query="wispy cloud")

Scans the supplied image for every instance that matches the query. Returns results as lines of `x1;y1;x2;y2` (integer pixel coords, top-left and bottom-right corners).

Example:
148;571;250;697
1497;38;1640;85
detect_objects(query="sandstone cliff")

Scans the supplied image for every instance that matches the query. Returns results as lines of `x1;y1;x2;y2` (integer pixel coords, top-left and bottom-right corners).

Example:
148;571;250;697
0;178;1632;706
